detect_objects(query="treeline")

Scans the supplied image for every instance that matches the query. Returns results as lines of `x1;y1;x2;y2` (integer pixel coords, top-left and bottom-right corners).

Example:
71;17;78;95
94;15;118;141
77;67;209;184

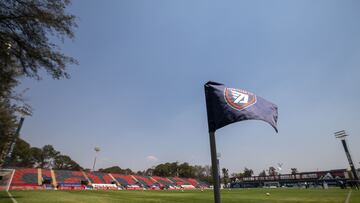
99;162;214;183
4;138;82;170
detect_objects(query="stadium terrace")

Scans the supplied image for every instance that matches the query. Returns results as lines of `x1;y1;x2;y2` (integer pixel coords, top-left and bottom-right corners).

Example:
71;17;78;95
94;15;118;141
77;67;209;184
0;168;209;191
1;168;359;191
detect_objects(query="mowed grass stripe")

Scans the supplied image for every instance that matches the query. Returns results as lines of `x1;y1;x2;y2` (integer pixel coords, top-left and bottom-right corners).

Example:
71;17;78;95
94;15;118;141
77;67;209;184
0;191;14;203
6;188;360;203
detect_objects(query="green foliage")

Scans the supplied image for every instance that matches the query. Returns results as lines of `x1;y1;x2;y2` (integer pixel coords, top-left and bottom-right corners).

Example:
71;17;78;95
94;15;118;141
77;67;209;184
4;138;82;170
268;166;277;176
54;155;82;170
0;99;17;166
291;168;298;175
151;162;212;182
98;166;134;175
258;170;266;177
0;0;78;80
243;167;254;177
0;0;77;168
222;168;229;186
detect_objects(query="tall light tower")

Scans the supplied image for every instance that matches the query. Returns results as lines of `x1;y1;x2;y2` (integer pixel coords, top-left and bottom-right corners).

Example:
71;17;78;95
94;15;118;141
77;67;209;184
334;130;358;180
92;147;100;172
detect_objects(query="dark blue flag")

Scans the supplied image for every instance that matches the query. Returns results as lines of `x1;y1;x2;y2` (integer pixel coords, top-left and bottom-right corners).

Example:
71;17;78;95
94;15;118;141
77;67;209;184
204;81;278;133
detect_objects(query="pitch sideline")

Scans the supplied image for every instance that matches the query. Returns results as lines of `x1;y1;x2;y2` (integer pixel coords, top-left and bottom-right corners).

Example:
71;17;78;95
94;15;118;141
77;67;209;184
344;190;352;203
7;191;18;203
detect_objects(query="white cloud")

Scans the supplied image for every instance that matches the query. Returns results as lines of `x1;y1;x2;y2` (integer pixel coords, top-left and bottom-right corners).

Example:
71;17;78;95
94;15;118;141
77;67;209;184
146;155;158;162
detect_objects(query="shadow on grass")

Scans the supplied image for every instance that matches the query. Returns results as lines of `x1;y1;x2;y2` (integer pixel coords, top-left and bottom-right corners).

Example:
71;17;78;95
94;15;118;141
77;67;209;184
0;195;23;199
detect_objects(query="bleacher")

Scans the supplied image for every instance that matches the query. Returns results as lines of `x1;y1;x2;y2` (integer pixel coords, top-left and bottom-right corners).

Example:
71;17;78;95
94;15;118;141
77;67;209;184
85;172;104;184
55;170;86;184
152;176;175;187
168;177;191;186
4;168;208;190
111;174;135;186
189;178;208;187
41;169;53;184
11;168;38;186
133;175;156;187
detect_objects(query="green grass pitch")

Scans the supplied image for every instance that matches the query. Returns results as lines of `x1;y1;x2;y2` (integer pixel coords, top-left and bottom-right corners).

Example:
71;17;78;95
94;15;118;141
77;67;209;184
0;188;359;203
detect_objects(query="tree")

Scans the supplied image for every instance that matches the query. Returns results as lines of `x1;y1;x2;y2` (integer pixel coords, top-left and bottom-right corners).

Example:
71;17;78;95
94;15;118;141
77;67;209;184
0;0;77;168
152;163;168;177
222;168;229;187
0;0;77;80
39;145;59;168
193;165;206;178
258;170;266;177
178;162;195;178
145;168;154;176
99;166;123;174
268;166;277;176
243;167;253;177
2;138;82;169
98;166;134;175
291;168;298;175
0;99;18;167
54;155;81;170
6;137;33;167
29;147;42;167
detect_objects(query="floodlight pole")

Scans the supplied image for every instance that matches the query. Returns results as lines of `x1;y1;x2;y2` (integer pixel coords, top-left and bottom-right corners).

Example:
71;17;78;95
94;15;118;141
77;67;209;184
334;130;359;180
92;147;100;172
209;131;221;203
1;117;25;167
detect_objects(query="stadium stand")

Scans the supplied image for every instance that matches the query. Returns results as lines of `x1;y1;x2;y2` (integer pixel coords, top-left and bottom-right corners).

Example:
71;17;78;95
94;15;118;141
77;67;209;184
3;168;209;190
230;169;349;188
96;172;114;184
133;175;156;187
0;169;13;190
195;179;210;187
187;178;200;187
168;177;191;186
111;174;136;186
85;172;114;184
41;169;52;183
85;172;104;184
152;176;175;187
55;170;86;184
11;168;38;186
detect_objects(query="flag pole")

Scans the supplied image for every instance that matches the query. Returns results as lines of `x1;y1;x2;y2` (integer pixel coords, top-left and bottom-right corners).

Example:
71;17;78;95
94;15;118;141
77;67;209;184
209;131;221;203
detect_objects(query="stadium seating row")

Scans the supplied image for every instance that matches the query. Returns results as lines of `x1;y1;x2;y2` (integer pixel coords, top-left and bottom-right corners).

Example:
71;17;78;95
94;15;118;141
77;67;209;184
8;168;207;190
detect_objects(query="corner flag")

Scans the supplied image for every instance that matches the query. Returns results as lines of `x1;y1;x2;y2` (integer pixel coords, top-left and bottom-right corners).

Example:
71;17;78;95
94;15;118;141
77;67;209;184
204;81;278;203
205;81;278;133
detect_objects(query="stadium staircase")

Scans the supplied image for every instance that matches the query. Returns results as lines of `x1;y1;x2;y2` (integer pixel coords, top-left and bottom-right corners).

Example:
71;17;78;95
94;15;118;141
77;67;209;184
85;172;114;184
111;174;136;186
152;176;175;187
133;175;156;188
40;169;52;184
108;173;120;185
168;177;191;186
85;172;101;184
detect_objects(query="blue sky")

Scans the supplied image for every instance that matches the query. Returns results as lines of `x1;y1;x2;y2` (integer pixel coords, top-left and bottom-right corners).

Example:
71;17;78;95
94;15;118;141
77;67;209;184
19;0;360;175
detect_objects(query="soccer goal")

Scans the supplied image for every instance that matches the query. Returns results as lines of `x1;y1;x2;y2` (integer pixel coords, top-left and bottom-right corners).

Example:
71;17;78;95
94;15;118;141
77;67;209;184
0;169;14;191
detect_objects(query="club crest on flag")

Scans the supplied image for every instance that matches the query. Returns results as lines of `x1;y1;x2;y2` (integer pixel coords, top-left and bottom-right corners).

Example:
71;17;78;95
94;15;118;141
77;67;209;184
224;88;257;111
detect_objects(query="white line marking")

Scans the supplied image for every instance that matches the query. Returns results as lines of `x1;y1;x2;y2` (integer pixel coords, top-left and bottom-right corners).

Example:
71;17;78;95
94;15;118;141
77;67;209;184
7;169;15;191
345;190;352;203
7;191;18;203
